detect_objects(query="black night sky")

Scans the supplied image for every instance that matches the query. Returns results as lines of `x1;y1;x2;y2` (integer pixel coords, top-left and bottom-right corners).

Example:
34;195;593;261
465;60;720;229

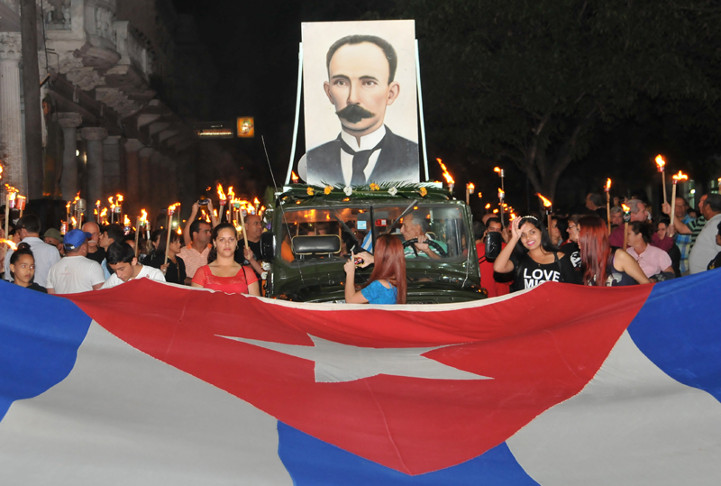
170;1;721;214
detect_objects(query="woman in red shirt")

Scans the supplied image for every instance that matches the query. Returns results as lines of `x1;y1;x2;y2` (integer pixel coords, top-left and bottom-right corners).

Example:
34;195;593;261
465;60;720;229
191;223;260;296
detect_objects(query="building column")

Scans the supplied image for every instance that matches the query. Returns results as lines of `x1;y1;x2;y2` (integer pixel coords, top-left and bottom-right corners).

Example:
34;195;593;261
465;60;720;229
58;112;82;200
138;147;154;208
124;138;143;209
102;135;122;195
0;32;26;195
150;150;164;208
81;127;108;211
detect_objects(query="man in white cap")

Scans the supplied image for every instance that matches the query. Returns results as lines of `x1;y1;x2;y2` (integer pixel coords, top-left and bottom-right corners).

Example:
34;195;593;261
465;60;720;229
46;229;106;294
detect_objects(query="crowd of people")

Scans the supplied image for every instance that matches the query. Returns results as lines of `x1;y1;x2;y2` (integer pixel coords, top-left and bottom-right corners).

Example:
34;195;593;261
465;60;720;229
477;191;721;297
1;190;719;304
0;200;265;297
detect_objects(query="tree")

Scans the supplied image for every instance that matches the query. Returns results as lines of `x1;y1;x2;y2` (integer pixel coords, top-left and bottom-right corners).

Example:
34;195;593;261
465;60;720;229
400;1;721;200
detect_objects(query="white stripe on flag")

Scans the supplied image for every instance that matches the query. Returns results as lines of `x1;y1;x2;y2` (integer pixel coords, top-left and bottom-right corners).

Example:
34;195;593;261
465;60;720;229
507;331;721;485
0;321;291;485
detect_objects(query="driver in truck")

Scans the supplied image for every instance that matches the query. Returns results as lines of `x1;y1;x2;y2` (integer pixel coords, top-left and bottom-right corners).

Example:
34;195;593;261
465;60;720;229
400;212;447;259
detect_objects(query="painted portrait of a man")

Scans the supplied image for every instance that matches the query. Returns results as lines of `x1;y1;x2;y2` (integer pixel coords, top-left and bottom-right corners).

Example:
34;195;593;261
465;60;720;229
300;21;419;186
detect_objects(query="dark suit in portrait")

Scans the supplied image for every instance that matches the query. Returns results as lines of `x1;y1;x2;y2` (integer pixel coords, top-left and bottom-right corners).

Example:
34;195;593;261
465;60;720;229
305;126;418;186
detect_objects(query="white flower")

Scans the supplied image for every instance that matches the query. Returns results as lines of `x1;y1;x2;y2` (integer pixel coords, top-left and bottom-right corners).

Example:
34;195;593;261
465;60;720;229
388;186;398;196
344;186;353;196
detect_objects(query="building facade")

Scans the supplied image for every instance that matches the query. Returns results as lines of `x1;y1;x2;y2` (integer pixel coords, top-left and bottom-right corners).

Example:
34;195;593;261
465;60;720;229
0;0;213;219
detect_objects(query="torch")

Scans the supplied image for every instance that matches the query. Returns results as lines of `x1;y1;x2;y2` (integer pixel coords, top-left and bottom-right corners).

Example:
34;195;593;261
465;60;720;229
140;209;150;242
466;182;475;205
108;196;115;224
604;178;612;233
537;193;552;231
75;197;86;227
95;200;101;223
498;188;505;228
4;185;18;239
436;158;455;192
164;203;180;264
217;183;227;223
622;203;631;250
291;171;299;184
670;171;689;230
16;195;26;219
253;197;261;215
655;155;667;204
494;166;505;192
115;194;124;226
227;186;235;223
134;214;141;258
239;204;249;251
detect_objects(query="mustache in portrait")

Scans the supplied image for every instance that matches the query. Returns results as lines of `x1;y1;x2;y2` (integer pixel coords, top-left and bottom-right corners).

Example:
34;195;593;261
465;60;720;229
336;104;375;123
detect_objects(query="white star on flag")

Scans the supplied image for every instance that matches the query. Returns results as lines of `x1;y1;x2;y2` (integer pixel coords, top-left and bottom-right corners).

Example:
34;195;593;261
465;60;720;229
217;334;492;383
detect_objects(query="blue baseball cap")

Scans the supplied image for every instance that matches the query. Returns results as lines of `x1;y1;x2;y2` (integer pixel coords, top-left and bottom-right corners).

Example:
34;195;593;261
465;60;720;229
64;229;92;250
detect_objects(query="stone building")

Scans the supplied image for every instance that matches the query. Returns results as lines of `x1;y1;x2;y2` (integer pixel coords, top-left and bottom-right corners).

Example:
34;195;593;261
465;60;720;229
0;0;214;219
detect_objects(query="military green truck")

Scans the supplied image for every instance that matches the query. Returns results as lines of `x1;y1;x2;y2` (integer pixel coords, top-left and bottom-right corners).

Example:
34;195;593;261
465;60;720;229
260;184;484;303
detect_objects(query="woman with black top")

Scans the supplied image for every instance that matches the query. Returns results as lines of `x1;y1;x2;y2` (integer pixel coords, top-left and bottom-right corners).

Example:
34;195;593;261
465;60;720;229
147;229;187;285
577;215;649;286
493;215;581;291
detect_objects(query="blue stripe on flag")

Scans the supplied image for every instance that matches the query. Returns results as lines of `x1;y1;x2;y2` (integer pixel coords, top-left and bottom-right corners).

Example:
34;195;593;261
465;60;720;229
628;268;721;402
0;281;92;420
277;421;538;485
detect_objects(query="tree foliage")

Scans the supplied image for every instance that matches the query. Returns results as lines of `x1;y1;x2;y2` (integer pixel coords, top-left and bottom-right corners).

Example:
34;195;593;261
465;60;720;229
397;0;721;199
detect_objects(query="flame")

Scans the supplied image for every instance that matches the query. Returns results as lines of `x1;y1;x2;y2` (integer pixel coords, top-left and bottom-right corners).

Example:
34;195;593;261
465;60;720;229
100;208;108;218
71;216;77;226
493;166;501;174
485;203;491;210
498;188;505;200
123;215;131;227
253;197;260;207
167;202;181;215
4;184;19;198
436;158;455;185
139;209;148;225
605;178;612;192
95;199;101;207
537;193;552;208
116;194;124;203
291;171;299;183
0;239;17;250
509;213;517;221
466;182;475;193
73;191;80;203
0;164;3;179
227;186;235;201
217;183;226;202
655;154;666;172
622;203;631;213
672;170;688;183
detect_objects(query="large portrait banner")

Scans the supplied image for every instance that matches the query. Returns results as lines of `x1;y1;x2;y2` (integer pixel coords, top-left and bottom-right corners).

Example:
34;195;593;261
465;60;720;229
300;20;419;187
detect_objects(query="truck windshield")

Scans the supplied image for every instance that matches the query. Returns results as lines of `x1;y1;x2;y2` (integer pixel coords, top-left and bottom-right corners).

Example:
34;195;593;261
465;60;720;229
278;204;469;262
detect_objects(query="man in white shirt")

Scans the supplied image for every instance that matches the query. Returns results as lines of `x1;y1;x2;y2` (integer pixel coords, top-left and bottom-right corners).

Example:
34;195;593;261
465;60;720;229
46;229;105;294
4;214;60;287
102;242;165;289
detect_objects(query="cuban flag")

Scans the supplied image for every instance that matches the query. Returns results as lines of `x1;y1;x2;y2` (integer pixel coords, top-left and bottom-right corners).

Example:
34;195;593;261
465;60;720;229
1;270;720;485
